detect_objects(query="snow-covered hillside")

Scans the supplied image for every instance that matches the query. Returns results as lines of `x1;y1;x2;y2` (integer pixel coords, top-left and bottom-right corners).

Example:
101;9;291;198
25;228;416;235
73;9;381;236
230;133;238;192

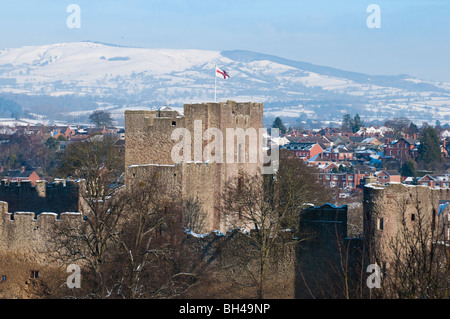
0;41;449;124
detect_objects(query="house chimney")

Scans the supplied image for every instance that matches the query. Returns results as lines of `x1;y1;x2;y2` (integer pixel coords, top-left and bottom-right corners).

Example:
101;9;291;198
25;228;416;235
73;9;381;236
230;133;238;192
20;166;25;173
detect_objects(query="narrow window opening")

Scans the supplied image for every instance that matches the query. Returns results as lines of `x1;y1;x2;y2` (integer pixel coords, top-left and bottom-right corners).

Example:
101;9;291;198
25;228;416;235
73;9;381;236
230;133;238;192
377;218;384;230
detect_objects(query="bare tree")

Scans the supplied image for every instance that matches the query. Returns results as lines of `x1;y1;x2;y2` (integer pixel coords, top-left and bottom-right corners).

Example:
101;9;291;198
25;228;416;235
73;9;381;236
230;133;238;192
109;173;204;299
221;151;334;299
53;160;214;298
89;110;113;128
373;190;450;298
51;135;126;297
222;172;279;299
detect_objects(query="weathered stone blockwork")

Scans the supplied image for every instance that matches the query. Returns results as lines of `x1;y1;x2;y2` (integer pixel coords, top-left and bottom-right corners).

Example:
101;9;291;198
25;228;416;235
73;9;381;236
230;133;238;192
125;101;264;232
0;201;84;298
0;201;83;260
363;183;450;264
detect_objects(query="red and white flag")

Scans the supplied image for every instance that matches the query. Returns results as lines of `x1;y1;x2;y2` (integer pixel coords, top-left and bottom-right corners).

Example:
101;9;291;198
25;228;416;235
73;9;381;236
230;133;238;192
216;66;230;79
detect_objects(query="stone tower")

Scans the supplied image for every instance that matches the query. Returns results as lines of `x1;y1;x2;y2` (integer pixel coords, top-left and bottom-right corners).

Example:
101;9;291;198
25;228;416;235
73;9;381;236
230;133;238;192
124;101;265;232
363;183;450;267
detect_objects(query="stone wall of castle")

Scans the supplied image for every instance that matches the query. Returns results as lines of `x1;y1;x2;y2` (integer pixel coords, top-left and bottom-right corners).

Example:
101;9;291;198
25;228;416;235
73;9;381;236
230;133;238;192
125;109;184;170
125;101;264;170
363;183;450;265
0;200;84;298
0;201;83;261
127;162;225;232
0;199;351;299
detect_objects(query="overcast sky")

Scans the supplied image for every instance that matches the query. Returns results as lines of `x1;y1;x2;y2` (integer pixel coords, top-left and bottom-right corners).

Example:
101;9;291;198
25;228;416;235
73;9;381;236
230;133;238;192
0;0;449;82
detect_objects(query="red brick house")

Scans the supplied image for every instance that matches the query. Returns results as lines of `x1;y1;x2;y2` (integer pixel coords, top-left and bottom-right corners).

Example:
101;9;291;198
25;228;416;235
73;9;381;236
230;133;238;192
418;174;450;189
321;147;354;162
284;143;323;161
374;170;402;185
383;137;418;163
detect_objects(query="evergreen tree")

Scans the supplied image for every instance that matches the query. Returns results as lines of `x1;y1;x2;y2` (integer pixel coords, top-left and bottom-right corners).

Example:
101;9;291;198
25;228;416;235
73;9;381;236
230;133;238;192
44;137;58;150
272;117;287;135
406;122;418;137
341;114;353;133
417;126;441;165
401;159;417;177
342;113;364;133
352;113;364;133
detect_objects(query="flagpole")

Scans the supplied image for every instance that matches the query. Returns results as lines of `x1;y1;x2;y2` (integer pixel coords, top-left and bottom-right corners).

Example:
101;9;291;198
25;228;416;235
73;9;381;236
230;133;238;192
214;64;217;102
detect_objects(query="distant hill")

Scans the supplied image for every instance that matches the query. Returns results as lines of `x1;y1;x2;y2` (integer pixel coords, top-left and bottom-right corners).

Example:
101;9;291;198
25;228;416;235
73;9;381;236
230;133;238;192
0;41;449;125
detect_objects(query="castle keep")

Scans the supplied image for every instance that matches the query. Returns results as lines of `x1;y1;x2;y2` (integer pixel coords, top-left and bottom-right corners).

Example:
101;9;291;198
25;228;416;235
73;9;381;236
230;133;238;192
125;101;264;232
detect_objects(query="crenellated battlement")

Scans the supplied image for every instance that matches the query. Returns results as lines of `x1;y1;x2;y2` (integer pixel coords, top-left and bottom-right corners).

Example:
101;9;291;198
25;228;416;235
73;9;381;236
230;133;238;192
6;211;83;222
0;201;84;256
0;179;82;214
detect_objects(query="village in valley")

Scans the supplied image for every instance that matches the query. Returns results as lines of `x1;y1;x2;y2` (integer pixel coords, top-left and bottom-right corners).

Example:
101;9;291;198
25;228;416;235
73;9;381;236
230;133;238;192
279;116;450;195
2;112;449;196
